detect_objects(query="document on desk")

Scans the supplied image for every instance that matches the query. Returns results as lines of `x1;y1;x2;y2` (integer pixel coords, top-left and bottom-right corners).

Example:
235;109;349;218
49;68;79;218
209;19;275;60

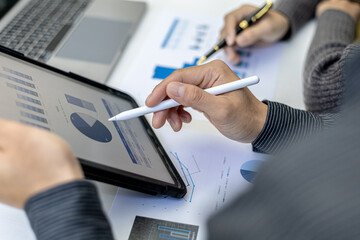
110;128;267;239
110;11;280;240
0;203;35;239
117;11;284;122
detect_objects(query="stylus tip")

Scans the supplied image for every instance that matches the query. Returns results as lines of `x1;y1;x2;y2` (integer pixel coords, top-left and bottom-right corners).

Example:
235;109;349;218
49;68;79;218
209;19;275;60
108;117;116;121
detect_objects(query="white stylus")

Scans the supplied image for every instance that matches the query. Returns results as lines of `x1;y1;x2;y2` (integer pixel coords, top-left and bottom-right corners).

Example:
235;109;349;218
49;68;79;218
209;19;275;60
108;75;260;121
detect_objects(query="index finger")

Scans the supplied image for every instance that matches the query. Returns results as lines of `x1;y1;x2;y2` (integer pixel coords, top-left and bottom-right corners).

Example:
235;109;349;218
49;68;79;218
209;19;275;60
146;63;213;107
221;5;258;45
145;60;238;107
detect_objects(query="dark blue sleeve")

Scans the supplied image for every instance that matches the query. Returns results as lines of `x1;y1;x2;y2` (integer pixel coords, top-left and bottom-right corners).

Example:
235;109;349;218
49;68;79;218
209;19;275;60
25;180;114;240
252;100;337;154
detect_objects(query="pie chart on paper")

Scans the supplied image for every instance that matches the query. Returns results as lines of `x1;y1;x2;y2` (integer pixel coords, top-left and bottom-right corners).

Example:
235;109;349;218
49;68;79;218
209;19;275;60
70;112;112;143
240;160;263;183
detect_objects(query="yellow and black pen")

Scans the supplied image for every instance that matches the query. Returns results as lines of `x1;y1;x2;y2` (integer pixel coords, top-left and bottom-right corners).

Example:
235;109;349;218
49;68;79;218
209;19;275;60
197;0;273;65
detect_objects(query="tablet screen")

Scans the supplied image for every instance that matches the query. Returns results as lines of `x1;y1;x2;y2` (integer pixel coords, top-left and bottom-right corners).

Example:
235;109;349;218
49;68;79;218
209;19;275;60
0;52;175;185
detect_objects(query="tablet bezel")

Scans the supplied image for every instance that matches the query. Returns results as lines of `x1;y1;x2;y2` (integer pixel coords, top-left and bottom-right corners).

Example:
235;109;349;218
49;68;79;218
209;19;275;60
0;46;187;198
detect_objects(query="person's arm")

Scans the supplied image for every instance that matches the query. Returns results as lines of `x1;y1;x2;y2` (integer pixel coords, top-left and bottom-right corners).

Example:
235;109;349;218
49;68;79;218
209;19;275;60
25;181;114;240
0;120;114;239
145;60;337;154
252;100;337;154
219;0;323;64
303;1;360;113
274;0;322;39
208;48;360;239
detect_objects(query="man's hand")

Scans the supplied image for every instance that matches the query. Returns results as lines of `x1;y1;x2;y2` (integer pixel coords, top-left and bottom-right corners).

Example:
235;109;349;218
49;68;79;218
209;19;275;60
0;119;83;208
316;0;360;22
220;4;290;64
146;60;268;143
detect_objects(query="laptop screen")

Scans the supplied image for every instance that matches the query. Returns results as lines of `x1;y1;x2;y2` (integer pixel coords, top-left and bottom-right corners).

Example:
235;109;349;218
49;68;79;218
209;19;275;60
0;0;18;19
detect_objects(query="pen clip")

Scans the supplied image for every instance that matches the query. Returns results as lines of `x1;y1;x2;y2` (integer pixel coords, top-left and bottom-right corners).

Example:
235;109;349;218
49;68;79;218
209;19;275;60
252;0;273;22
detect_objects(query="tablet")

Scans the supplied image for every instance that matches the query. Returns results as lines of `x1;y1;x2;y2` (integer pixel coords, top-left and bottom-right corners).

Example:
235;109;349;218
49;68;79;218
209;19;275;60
0;47;186;198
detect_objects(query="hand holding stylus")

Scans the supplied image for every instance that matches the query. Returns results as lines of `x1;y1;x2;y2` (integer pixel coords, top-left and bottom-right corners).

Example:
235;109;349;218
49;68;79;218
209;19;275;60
145;60;268;143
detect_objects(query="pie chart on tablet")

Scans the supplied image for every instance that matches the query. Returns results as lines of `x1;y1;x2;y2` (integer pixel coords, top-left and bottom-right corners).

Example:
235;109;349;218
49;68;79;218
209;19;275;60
70;112;112;143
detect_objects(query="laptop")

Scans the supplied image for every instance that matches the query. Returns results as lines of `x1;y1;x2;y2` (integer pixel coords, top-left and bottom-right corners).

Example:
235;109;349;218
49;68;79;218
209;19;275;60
0;0;146;83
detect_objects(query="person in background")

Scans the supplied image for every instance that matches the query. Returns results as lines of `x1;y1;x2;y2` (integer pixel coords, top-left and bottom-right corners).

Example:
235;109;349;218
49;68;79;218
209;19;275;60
221;0;360;114
0;0;359;240
146;0;360;154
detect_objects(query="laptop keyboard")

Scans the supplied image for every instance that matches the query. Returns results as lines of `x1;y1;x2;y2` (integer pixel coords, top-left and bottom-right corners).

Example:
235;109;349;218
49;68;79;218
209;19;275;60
0;0;91;62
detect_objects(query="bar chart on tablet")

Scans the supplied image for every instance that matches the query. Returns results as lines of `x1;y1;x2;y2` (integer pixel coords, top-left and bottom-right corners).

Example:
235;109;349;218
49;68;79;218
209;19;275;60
0;66;51;130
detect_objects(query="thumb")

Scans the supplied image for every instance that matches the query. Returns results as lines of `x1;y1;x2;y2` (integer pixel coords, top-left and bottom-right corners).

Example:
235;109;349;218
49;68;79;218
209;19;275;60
166;82;222;114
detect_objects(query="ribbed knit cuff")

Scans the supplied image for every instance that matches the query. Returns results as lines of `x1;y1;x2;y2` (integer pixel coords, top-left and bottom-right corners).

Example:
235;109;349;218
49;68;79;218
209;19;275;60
313;10;356;49
303;10;356;113
274;0;321;39
25;181;114;240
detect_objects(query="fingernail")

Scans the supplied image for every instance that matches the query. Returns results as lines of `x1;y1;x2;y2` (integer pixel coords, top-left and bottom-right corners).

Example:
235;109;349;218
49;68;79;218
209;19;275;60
167;82;184;98
181;114;190;123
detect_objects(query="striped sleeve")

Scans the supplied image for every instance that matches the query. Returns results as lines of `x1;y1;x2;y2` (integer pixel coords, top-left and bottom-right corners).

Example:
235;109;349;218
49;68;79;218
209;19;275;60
25;181;114;240
252;101;337;154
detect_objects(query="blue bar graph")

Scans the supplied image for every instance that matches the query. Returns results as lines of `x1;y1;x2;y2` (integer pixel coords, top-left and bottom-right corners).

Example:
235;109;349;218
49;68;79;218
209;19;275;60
161;18;179;48
153;58;244;80
128;216;198;240
237;50;251;58
65;94;96;112
0;73;35;88
153;58;199;80
20;111;48;124
17;93;41;105
3;67;33;81
7;82;38;96
153;66;177;80
158;226;191;240
16;102;44;114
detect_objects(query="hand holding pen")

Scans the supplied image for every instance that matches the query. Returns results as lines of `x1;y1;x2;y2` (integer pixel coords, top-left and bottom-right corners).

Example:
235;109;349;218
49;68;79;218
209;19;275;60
199;0;291;65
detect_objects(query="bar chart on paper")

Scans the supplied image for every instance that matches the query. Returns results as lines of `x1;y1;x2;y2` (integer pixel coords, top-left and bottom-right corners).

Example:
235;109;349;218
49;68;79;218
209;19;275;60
120;12;284;107
161;18;210;51
151;15;258;82
128;216;198;240
152;55;250;80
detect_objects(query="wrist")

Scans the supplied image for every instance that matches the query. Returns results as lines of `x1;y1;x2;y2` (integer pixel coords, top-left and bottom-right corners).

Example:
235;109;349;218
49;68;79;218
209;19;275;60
274;10;291;39
254;101;268;140
25;171;84;208
247;100;268;143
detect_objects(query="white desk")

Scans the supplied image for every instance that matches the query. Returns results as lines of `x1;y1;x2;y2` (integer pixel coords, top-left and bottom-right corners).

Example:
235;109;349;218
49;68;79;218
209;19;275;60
0;0;316;239
99;0;315;213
